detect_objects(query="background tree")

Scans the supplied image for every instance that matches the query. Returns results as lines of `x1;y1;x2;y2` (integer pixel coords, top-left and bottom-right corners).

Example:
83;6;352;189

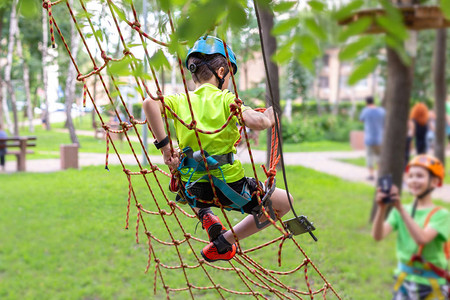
4;0;19;136
433;28;447;165
254;0;281;165
64;0;81;145
15;24;33;132
0;5;6;130
41;6;50;130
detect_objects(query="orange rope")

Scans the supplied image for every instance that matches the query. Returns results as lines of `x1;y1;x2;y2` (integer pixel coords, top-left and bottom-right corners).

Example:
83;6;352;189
45;1;341;299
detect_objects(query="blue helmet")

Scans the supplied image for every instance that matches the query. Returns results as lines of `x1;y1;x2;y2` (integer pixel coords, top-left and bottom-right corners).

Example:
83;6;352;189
185;36;238;75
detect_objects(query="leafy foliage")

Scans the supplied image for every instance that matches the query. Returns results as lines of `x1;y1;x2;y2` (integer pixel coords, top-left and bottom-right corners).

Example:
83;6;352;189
282;113;363;143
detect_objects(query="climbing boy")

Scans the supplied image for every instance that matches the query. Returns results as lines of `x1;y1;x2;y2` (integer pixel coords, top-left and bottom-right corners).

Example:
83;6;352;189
372;154;450;299
143;36;292;263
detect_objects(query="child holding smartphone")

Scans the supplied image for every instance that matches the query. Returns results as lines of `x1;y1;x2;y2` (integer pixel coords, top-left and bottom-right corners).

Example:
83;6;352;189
372;154;449;299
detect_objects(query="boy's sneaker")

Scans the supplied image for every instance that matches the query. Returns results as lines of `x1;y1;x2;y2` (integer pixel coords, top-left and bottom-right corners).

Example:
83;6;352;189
201;242;236;262
201;212;227;242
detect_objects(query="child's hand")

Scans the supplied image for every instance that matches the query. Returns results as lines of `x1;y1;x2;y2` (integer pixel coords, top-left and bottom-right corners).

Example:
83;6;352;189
375;185;400;207
263;107;276;127
389;185;401;209
162;147;180;171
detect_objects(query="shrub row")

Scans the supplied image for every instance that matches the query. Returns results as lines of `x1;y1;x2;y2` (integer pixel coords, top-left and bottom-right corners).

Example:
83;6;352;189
281;114;363;143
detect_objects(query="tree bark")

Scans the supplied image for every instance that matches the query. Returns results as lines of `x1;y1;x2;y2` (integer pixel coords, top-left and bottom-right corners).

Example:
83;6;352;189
42;7;51;130
5;0;20;136
254;0;280;166
370;47;413;222
0;8;5;131
379;48;412;199
379;47;412;186
332;57;341;116
15;27;34;133
433;28;447;166
65;0;80;145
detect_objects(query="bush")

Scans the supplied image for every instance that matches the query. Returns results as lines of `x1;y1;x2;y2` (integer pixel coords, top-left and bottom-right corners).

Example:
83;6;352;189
282;114;362;143
287;101;365;120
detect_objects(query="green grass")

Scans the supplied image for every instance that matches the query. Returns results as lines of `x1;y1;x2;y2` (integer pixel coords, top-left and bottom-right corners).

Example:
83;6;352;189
12;116;353;162
339;157;450;184
253;133;352;152
289;140;352;152
15;125;160;160
337;157;366;168
3;164;447;299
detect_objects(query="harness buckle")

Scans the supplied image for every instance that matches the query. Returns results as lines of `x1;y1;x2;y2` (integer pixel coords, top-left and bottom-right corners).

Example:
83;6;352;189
193;150;219;170
251;178;277;229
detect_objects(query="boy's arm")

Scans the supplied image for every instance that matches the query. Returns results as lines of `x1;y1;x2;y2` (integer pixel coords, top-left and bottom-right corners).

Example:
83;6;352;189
242;107;275;130
371;187;393;241
143;98;179;170
396;204;439;245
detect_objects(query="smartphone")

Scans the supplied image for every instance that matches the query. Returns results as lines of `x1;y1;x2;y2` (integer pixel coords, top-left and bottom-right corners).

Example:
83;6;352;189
378;174;393;204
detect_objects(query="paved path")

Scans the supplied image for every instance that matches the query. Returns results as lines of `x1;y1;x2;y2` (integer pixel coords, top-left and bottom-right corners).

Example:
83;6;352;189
3;144;450;202
236;149;450;203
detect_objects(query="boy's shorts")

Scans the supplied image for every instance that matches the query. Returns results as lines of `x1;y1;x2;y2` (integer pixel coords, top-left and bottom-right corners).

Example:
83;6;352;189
366;145;381;168
180;177;263;214
392;279;449;300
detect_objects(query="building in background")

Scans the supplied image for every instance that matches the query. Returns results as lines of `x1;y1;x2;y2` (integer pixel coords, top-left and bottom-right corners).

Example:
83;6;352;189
313;48;385;104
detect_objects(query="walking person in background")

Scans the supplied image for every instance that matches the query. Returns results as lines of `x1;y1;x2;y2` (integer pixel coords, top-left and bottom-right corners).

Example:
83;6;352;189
405;119;414;171
446;101;450;144
426;110;436;153
410;102;429;155
0;124;8;172
359;96;386;181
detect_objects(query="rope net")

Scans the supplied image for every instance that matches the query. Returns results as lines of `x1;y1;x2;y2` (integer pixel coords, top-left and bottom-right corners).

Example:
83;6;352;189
44;0;341;299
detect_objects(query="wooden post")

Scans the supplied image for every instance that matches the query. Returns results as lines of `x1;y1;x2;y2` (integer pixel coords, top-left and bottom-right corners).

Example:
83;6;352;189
18;138;26;171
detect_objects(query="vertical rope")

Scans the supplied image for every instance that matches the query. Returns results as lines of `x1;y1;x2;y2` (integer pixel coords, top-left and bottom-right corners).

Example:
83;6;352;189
82;78;87;107
125;172;132;229
105;131;110;171
43;0;56;48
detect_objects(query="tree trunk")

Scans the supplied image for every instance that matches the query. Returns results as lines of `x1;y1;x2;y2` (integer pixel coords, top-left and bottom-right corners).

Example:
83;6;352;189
15;27;34;133
433;28;447;166
0;8;5;131
42;7;51;130
5;0;19;136
369;47;413;222
380;47;413;185
332;57;341;116
254;0;280;166
65;0;80;145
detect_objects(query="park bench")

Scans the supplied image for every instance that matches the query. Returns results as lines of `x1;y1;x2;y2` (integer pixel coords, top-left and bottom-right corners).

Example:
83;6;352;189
0;136;37;171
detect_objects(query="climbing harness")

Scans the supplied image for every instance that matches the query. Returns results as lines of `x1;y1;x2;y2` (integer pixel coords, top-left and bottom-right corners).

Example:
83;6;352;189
174;147;277;227
394;207;450;299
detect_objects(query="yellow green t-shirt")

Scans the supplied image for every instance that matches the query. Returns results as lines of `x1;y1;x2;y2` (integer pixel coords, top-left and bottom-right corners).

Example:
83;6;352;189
163;83;249;183
387;204;450;285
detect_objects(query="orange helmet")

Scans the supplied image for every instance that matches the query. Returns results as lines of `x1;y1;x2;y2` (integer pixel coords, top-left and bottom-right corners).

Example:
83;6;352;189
406;155;445;186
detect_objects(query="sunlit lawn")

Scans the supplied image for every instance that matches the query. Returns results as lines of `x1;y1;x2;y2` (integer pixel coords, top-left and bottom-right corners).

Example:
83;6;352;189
244;132;352;152
17;122;160;160
12;112;353;162
339;156;450;184
4;164;448;299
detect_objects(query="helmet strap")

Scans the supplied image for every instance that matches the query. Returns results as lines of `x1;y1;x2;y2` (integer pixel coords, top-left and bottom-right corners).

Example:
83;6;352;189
204;63;227;89
189;60;228;89
411;175;434;218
